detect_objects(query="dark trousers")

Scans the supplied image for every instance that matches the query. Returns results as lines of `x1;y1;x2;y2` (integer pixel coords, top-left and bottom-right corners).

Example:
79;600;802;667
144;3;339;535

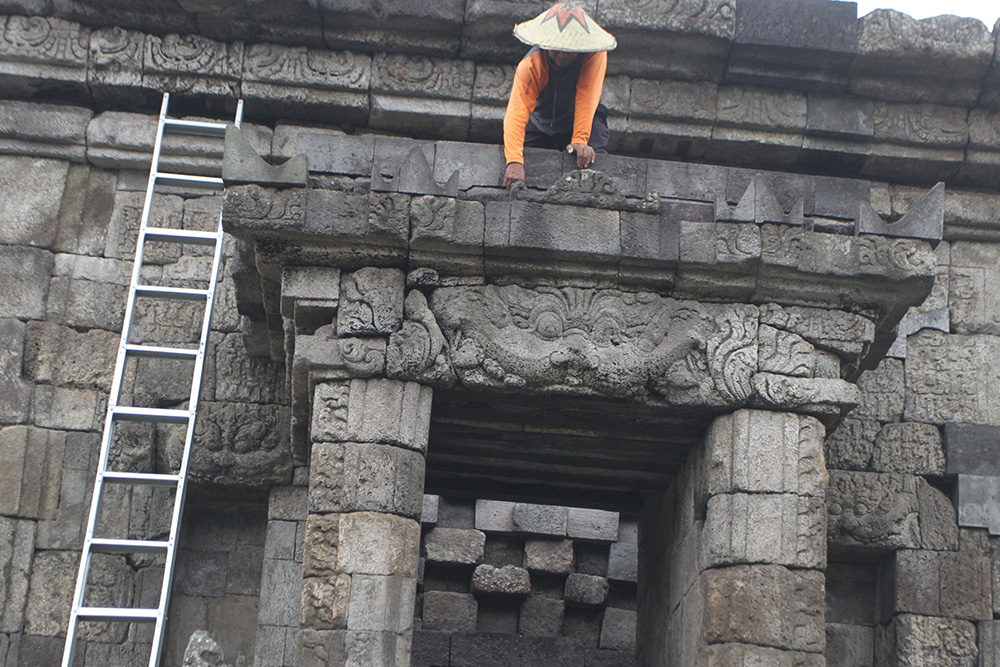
523;103;610;154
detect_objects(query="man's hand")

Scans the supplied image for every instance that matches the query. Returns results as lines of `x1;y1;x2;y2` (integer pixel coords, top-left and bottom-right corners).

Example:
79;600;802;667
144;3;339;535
504;162;526;188
567;143;596;168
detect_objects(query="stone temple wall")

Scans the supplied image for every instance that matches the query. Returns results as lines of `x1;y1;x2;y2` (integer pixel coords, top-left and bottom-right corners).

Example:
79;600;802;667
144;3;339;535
2;0;1000;666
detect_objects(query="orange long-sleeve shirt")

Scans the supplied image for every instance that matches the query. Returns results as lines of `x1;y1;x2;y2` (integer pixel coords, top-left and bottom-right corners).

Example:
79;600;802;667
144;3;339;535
503;49;607;165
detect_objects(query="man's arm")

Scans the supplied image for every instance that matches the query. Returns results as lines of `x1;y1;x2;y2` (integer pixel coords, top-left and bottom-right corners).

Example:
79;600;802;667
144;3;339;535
566;51;607;168
503;52;546;185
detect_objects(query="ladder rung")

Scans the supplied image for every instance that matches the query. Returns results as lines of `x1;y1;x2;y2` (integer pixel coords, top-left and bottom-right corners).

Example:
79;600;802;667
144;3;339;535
90;538;169;554
135;285;210;301
76;607;159;623
154;173;224;191
112;406;192;424
124;344;199;360
102;471;180;487
163;118;228;137
144;227;220;246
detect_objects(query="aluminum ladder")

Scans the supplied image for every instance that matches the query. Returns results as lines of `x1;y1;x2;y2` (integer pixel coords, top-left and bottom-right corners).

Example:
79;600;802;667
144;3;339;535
62;92;243;667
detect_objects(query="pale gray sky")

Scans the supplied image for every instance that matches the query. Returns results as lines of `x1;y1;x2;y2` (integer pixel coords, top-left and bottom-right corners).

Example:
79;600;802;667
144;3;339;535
852;0;999;29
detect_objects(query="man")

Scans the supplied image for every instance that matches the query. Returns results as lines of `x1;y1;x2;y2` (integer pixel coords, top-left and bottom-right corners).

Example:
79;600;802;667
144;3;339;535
502;2;617;188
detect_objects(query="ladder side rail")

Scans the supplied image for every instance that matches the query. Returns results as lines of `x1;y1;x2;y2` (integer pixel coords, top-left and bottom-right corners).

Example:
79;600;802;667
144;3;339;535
147;97;243;667
61;92;174;667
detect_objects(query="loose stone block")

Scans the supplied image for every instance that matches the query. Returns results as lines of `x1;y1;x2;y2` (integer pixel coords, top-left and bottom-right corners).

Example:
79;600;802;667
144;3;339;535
337;267;405;336
311;379;433;452
607;543;638;583
308;442;425;519
471;564;530;598
524;539;574;575
423;528;485;567
519;596;565;637
513;503;568;537
600;608;637;652
0;517;35;634
475;499;515;533
705;493;826;569
0;245;52;320
337;512;420;577
702;564;825;653
827;471;919;550
0;426;64;520
422;591;478;633
705;410;827;497
565;574;609;608
567;508;619;542
944;423;1000;476
905;330;1000;424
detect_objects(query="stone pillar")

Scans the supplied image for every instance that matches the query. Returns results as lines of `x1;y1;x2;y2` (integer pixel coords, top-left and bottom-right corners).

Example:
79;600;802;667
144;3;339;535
637;409;828;666
299;378;432;667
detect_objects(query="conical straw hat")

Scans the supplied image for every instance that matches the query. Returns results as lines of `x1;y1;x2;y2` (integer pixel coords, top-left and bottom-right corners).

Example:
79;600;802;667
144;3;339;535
513;2;617;53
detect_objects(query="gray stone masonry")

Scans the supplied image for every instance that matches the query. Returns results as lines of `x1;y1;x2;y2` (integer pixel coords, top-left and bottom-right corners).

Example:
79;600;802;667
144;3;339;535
470;565;530;598
423;529;486;567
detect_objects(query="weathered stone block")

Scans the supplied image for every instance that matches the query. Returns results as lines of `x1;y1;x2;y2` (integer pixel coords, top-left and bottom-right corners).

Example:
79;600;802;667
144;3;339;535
337;267;405;336
185;401;292;487
519;596;565;638
423;528;485;567
567;508;619;543
868;422;943;476
852;359;905;422
825;623;873;667
0;156;69;248
347;574;415;633
471;564;530;597
565;574;609;608
828;471;919;550
212;333;287;404
32;384;102;431
24;321;117;392
884;544;991;622
944;423;1000;476
269;484;307;522
0;100;92;162
513;503;568;537
301;573;351;630
437;499;475;529
956;475;1000;535
475;499;515;533
0;245;52;320
422;494;440;525
524;539;574;575
758;303;876;359
422;591;477;633
0;426;64;520
917;477;959;550
607;543;638;584
705;643;825;667
0;318;30;425
705;492;826;569
703;564;825;653
308;442;425;519
0;16;89;94
0;517;35;634
825;418;880;471
705;410;827;498
336;512;420;577
905;330;1000;424
311;379;433;452
878;614;977;666
750;373;860;421
259;558;303;627
409;195;486;273
412;629;451;667
599;607;636;652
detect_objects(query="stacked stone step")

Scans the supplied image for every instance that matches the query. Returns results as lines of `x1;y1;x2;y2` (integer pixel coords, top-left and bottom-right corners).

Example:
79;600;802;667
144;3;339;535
413;497;637;666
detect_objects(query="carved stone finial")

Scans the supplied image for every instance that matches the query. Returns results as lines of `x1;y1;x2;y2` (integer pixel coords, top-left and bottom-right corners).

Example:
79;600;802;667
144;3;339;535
856;182;944;243
223;125;307;188
372;146;459;197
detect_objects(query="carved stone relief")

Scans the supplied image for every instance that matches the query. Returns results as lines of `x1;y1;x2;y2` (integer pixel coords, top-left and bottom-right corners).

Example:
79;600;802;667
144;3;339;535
427;285;758;408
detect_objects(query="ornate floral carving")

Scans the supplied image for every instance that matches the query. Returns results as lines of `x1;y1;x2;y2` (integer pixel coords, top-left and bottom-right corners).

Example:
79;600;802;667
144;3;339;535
0;16;88;64
429;285;757;407
244;43;370;88
372;53;474;100
144;33;241;78
223;184;304;224
542;169;627;210
387;290;456;385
